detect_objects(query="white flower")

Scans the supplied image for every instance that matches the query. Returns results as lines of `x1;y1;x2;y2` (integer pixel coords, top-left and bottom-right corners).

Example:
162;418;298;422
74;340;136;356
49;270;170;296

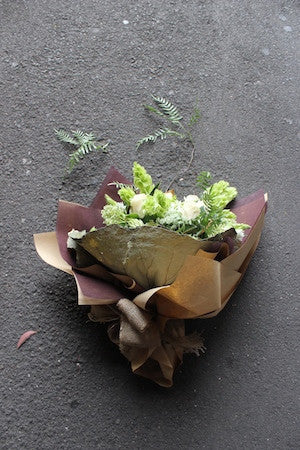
236;229;245;242
181;195;204;221
184;195;201;203
130;193;147;218
158;200;181;226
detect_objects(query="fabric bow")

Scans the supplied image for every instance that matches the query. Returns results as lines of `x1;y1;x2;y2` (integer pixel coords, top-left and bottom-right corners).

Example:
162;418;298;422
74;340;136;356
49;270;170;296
88;298;204;387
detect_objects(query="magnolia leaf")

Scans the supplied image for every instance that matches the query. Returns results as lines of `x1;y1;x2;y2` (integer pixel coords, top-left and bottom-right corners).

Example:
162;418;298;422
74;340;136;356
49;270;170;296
75;225;215;289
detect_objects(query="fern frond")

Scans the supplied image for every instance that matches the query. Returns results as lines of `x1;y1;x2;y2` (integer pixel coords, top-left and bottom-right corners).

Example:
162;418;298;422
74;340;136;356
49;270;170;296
71;130;96;145
108;181;133;189
197;171;212;191
202;187;214;211
151;95;183;125
188;107;201;127
136;128;185;149
66;142;109;173
55;129;78;145
56;127;110;173
84;132;97;142
144;104;165;118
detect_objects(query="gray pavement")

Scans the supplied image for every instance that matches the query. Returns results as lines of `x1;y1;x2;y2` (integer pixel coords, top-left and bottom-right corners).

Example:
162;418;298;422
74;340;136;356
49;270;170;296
1;1;299;449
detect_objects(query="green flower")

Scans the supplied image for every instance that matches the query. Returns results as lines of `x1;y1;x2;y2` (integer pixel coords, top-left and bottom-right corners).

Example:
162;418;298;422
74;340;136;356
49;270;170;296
205;209;250;238
205;181;237;209
133;162;155;194
101;202;126;225
118;186;135;206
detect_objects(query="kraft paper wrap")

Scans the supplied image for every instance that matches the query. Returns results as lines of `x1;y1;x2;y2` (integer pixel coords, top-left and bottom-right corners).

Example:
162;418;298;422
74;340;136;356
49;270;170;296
34;167;267;387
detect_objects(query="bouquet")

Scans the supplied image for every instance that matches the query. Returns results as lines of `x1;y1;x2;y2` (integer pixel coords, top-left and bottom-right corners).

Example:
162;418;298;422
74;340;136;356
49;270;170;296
34;162;267;387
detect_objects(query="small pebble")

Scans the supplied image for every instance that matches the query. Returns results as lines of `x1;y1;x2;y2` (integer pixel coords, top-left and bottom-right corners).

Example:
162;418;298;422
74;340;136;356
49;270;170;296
123;20;129;25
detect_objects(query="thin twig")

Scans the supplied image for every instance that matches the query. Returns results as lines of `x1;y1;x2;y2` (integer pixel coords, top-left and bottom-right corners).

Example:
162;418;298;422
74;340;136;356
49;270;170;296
166;138;196;191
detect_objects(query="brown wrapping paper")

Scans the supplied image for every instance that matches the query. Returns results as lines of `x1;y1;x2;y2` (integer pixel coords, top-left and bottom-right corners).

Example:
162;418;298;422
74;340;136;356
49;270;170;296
34;167;267;386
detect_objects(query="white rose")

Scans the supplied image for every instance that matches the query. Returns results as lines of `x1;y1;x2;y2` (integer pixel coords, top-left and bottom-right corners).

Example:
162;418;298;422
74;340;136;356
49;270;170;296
181;195;204;221
130;194;147;218
184;195;201;203
236;229;245;242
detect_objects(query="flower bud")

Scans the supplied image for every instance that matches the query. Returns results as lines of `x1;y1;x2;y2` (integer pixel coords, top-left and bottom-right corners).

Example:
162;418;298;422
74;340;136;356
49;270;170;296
130;194;147;218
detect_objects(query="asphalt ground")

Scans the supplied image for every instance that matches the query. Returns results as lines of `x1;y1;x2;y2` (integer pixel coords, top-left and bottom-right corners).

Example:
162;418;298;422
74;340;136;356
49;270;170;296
1;1;299;449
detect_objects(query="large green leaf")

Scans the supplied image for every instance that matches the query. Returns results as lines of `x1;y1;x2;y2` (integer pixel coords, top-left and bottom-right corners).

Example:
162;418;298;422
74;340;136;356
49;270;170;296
75;225;214;289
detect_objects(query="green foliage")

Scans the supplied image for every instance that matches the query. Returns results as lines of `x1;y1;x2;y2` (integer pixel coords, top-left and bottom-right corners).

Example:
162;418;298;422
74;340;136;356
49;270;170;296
54;129;78;145
137;95;192;149
136;128;185;149
151;95;183;125
132;161;155;194
143;104;165;118
104;194;117;206
197;171;212;191
188;106;201;127
55;129;109;174
206;181;237;210
198;181;238;237
137;96;201;188
118;186;136;206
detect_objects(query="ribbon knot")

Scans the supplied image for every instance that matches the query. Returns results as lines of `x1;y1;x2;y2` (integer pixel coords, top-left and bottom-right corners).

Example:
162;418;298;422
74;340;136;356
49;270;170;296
89;298;204;387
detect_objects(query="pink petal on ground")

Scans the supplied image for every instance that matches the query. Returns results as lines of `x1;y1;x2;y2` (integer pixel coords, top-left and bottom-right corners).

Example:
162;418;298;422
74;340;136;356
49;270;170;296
17;330;37;349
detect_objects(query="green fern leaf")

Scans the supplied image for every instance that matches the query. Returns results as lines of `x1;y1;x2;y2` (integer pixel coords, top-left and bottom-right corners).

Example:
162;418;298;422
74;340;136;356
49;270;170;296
66;143;107;173
188;107;201;127
71;130;91;145
136;128;185;149
143;104;165;118
84;132;97;142
56;128;110;174
197;171;212;191
55;129;78;145
136;134;157;149
151;95;183;125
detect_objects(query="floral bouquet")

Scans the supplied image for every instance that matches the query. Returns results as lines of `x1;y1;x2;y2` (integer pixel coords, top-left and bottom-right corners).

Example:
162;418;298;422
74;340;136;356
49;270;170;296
34;162;267;387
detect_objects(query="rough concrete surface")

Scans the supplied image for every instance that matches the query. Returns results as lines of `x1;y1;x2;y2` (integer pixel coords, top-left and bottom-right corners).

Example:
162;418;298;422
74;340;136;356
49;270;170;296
1;0;299;449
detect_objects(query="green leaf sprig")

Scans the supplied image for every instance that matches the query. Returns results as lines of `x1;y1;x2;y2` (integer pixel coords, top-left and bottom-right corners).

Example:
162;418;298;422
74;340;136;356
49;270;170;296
55;129;110;174
136;95;199;149
137;95;201;189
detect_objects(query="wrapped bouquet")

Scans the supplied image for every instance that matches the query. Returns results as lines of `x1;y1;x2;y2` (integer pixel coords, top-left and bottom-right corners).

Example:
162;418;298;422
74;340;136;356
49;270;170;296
34;163;267;387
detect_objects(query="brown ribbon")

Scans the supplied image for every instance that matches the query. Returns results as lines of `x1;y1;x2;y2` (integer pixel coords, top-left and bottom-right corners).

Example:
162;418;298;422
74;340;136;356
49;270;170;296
89;299;204;387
